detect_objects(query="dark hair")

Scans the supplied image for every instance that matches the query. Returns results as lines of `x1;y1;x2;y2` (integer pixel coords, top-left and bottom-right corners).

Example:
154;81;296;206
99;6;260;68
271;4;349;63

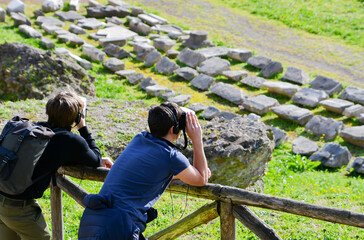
46;91;83;129
148;102;182;138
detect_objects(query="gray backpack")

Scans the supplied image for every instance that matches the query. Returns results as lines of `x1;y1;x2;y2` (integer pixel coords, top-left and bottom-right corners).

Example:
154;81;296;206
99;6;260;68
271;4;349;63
0;116;55;195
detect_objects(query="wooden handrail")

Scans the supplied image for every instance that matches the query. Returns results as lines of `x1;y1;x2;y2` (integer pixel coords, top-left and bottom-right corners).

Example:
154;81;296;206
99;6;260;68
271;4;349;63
52;166;364;240
58;166;364;228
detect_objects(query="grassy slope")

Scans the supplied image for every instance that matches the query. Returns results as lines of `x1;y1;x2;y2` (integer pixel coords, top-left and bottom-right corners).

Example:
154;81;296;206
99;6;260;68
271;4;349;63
0;1;363;239
216;0;364;48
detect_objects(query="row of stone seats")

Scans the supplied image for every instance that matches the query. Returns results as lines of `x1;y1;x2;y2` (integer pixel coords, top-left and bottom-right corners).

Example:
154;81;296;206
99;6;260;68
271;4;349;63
1;0;363;174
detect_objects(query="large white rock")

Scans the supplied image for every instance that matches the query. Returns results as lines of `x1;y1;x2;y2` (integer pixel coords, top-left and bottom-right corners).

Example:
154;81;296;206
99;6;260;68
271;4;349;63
42;0;64;12
7;0;25;13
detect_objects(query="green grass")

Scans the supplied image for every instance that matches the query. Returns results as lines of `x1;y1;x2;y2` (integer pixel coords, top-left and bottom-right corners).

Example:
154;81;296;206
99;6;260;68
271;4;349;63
215;0;364;48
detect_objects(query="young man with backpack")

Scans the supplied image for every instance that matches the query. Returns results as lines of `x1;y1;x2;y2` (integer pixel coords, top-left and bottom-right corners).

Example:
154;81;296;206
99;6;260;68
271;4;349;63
0;91;113;240
78;102;210;240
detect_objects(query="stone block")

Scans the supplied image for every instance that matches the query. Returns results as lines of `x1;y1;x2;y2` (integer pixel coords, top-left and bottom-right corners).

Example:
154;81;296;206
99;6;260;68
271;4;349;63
347;157;364;174
291;87;329;107
153;38;176;52
340;126;364;148
168;95;191;106
202;106;220;120
183;30;215;49
155;57;179;75
247;55;271;69
0;8;6;22
115;69;136;78
271;104;313;126
146;85;172;97
7;0;25;13
174;67;198;81
69;0;80;11
89;0;104;8
138;77;157;90
282;66;309;85
18;25;42;38
11;12;31;26
271;127;287;147
82;44;106;62
103;57;125;72
242;95;279;115
319;98;354;114
292;136;318;155
197;57;230;77
222;70;248;82
55;10;85;22
210;82;248;105
166;49;179;59
240;76;266;89
305;115;344;140
99;37;127;47
310;143;351;168
127;72;145;85
104;44;131;59
69;24;86;34
339;86;364;105
36;16;64;27
177;47;206;68
195;47;230;59
144;50;162;67
228;48;252;62
260;61;283;78
42;0;63;12
78;18;105;30
187;103;207;113
191;74;215;91
309;75;343;96
87;6;130;18
129;18;152;35
40;37;55;49
263;80;300;97
343;104;364;118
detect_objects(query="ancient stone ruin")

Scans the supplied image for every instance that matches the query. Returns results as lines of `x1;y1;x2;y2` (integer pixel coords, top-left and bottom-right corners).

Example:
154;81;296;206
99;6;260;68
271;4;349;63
0;42;96;100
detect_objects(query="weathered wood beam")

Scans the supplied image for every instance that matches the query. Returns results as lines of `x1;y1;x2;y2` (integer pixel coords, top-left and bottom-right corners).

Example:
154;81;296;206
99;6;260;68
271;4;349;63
56;167;364;228
58;166;109;182
219;201;236;240
167;181;364;228
233;205;282;240
56;175;89;208
148;201;219;240
50;184;64;240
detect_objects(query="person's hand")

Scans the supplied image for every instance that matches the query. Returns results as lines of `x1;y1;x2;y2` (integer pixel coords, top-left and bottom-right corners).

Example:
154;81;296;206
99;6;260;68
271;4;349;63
207;168;211;179
76;118;86;129
100;157;113;168
185;112;202;143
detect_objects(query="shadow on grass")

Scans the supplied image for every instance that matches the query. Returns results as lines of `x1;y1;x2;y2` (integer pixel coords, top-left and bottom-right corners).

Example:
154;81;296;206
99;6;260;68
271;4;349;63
205;92;238;108
264;116;302;132
345;171;364;179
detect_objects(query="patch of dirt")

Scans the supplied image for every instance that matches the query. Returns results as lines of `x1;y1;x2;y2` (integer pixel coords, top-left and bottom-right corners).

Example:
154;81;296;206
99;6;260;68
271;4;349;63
0;98;150;160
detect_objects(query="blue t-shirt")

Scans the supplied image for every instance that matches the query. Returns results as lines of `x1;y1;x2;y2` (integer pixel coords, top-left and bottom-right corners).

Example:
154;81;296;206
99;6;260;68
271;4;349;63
99;131;190;230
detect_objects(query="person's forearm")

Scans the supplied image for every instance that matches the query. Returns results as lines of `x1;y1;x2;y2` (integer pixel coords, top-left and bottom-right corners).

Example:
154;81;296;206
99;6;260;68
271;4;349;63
192;139;209;185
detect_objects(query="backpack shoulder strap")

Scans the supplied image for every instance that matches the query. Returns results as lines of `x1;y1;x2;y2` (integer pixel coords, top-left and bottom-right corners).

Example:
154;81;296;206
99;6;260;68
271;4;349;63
0;120;23;143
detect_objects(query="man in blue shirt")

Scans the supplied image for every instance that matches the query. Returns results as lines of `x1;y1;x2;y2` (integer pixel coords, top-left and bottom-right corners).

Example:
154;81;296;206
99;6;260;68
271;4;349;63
78;102;210;239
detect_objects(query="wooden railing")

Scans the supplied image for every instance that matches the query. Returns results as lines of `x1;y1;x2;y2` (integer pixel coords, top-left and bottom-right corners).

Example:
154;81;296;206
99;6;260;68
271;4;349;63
51;166;364;240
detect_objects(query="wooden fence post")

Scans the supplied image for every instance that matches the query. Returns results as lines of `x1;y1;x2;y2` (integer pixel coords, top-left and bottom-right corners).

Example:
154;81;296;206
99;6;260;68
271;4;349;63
219;201;236;240
50;183;64;240
233;205;282;240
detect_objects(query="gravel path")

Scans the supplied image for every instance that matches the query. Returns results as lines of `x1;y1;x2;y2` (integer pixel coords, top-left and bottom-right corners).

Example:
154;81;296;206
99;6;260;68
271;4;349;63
126;0;364;87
